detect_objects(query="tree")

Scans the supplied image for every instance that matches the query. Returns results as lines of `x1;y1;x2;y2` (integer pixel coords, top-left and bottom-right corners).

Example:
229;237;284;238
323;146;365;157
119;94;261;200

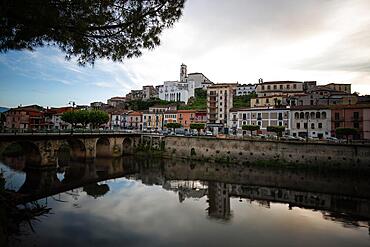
242;125;260;136
166;122;182;132
89;110;109;129
61;111;78;127
0;0;185;65
267;126;285;137
335;128;358;143
75;110;90;128
190;123;205;135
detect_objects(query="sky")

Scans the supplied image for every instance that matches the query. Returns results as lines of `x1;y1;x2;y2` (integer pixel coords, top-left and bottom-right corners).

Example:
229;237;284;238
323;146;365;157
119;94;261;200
1;0;370;108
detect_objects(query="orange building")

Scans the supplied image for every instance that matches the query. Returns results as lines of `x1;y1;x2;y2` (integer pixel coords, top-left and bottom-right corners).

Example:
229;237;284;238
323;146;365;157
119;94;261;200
177;110;196;130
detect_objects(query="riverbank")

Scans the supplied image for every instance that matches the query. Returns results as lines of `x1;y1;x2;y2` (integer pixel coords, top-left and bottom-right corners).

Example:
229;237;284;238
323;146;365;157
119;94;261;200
137;136;370;171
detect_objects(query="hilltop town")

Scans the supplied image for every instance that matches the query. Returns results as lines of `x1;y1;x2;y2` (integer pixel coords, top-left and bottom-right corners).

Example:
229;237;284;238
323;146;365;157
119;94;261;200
1;64;370;140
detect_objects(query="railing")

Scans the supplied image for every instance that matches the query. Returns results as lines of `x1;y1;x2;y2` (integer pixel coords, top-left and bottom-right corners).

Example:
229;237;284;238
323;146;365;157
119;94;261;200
0;128;141;136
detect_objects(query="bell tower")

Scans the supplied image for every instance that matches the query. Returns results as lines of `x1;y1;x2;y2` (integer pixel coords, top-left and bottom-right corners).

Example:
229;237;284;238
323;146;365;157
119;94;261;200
180;63;187;82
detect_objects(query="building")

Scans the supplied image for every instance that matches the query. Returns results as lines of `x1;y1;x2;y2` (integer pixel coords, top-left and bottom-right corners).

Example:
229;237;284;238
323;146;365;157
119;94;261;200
163;110;178;125
142;85;158;100
331;104;370;140
107;97;127;107
194;110;207;124
207;83;236;134
250;95;288;108
325;83;351;94
108;110;128;130
229;107;291;135
256;81;304;97
236;83;256;96
142;110;163;131
5;105;45;130
158;64;213;104
127;111;142;130
44;107;73;130
290;106;332;138
177;110;196;131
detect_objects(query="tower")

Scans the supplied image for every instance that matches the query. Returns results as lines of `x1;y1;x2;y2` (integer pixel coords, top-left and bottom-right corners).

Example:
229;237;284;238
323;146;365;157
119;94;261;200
180;63;187;82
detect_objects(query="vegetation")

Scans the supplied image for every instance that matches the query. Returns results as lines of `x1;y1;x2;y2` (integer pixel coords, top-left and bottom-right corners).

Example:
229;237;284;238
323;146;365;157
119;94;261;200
61;110;109;129
128;98;179;111
0;0;185;65
233;92;256;108
190;123;205;134
179;88;207;110
335;128;358;143
267;126;286;137
242;125;260;136
165;122;182;132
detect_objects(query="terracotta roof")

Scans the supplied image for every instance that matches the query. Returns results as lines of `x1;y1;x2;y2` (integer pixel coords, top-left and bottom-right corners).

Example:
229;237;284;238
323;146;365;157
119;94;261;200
128;111;142;116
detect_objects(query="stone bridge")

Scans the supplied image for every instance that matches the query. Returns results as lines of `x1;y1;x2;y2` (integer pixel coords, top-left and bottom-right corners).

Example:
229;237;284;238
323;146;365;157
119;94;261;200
0;133;145;167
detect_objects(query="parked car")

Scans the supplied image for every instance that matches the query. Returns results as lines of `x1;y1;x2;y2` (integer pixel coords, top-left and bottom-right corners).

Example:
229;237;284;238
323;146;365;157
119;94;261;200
295;136;306;141
205;131;213;136
326;136;340;143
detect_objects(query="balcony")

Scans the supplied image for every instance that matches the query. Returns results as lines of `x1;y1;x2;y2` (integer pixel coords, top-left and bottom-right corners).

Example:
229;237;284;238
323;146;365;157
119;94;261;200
351;117;363;121
334;118;344;122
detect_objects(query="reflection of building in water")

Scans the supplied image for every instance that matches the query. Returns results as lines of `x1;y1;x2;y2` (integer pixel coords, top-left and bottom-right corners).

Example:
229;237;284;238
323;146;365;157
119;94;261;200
207;182;231;220
163;180;208;203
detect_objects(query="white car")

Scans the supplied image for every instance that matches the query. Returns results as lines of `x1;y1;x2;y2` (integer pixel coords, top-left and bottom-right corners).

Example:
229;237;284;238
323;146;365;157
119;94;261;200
205;131;213;136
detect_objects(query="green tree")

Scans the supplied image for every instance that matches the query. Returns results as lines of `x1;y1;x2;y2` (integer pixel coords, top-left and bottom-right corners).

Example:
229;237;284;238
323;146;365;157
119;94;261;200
335;127;358;143
0;0;185;65
267;125;286;137
89;110;109;129
61;111;78;127
190;123;205;135
166;122;182;132
242;125;260;136
75;110;90;128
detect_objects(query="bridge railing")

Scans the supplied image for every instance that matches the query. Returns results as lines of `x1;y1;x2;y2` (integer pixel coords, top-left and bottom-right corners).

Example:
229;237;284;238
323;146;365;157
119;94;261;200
0;128;141;136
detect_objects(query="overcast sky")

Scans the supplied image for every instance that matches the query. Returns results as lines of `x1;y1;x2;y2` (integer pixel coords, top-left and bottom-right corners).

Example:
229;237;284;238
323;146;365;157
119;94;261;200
1;0;370;107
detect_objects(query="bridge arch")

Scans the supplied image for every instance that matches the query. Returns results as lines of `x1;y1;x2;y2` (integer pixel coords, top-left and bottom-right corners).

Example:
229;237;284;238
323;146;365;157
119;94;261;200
96;137;111;158
1;141;42;167
122;137;133;154
66;139;86;161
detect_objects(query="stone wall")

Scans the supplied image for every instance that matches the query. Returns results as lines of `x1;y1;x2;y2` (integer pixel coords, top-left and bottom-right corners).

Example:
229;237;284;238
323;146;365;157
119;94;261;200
162;136;370;170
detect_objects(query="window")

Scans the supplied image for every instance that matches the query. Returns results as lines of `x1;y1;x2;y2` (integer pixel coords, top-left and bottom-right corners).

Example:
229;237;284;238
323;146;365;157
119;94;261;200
266;98;269;103
243;113;247;120
262;86;265;90
287;84;290;89
278;113;283;120
295;112;299;119
335;112;340;120
267;85;271;90
318;123;322;128
335;122;340;128
293;84;297;89
316;112;320;119
311;123;315;129
220;114;223;118
354;122;359;128
256;99;259;104
274;85;277;89
322;112;326;119
300;112;304;119
279;121;283;126
304;123;308;129
296;123;300;129
353;112;359;120
280;85;283;89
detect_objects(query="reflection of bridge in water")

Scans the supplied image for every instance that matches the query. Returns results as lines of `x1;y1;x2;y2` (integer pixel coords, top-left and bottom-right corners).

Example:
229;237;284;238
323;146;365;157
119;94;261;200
6;157;370;229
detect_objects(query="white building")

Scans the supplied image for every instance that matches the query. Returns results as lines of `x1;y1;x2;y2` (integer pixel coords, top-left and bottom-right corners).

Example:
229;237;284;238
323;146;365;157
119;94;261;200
158;64;213;104
236;84;256;96
290;106;332;138
228;107;291;135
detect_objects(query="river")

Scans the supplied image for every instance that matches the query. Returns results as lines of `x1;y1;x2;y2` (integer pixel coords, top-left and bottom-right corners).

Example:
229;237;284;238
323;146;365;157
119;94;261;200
1;156;369;247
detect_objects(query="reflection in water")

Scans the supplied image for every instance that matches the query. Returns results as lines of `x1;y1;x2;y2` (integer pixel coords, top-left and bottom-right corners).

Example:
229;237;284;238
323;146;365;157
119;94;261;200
1;156;370;246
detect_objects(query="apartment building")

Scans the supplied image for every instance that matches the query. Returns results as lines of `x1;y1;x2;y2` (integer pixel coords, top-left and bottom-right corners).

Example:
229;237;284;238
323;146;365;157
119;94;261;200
229;107;291;135
290;106;332;138
236;84;256;96
207;83;236;134
256;81;304;97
